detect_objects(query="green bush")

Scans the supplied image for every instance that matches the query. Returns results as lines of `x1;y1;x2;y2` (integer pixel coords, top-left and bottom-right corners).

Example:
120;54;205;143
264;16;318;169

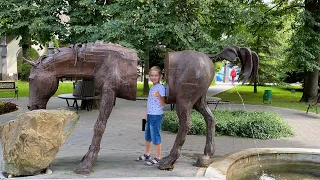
17;62;33;81
162;110;294;140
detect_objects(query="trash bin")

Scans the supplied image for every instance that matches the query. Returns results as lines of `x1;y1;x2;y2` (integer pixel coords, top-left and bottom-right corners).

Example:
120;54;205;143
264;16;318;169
263;90;272;103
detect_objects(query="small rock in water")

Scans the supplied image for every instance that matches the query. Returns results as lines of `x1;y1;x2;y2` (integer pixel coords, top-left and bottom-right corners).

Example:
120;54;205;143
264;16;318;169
260;173;276;180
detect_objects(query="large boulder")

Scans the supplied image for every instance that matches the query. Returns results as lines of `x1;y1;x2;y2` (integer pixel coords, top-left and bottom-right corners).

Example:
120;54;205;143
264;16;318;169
0;109;79;176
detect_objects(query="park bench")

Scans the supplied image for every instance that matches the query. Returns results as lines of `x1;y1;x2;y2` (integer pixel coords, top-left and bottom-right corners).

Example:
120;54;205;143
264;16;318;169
206;96;233;110
58;80;99;113
168;97;232;111
306;94;320;114
0;81;18;99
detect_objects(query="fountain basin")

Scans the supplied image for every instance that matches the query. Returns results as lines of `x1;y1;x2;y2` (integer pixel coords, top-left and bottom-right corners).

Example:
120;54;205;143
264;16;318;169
205;148;320;180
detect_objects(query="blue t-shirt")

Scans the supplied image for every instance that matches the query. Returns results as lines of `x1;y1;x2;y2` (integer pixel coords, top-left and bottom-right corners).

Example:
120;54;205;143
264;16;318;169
147;84;166;115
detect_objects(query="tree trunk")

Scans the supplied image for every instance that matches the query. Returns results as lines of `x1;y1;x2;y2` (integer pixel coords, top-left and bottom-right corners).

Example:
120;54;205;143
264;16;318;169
300;0;320;102
300;58;320;102
253;81;257;93
21;35;31;58
143;51;150;95
22;44;30;58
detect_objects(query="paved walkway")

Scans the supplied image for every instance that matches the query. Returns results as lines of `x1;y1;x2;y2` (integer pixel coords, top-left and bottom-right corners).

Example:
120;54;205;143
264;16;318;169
206;82;238;96
0;82;319;179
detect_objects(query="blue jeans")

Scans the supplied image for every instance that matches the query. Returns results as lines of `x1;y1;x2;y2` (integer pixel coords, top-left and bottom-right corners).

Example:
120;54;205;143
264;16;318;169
145;114;163;145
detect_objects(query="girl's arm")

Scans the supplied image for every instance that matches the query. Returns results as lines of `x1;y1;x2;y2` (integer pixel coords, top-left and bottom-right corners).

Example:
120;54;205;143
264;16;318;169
153;90;166;106
158;96;166;106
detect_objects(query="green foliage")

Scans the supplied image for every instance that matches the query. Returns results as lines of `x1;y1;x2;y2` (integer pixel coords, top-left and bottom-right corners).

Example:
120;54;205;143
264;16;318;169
17;62;32;81
65;0;217;53
211;62;224;85
162;109;294;140
231;1;293;84
214;62;224;73
64;0;110;44
284;0;320;101
0;101;4;109
0;0;68;50
258;57;285;85
287;11;320;72
1;0;315;89
64;0;220;94
214;110;294;139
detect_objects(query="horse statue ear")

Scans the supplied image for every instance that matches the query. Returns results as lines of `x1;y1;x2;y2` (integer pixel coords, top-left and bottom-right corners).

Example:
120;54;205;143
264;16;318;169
23;57;37;67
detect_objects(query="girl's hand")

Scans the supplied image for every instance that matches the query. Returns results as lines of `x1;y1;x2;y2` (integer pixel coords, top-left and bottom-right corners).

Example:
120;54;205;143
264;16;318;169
153;90;160;97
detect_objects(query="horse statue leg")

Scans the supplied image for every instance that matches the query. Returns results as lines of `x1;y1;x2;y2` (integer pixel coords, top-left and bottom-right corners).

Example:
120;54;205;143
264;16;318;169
75;87;116;174
193;95;216;166
158;99;193;170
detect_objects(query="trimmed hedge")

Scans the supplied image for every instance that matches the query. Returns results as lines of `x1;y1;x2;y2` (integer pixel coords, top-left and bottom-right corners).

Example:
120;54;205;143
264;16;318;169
162;110;294;140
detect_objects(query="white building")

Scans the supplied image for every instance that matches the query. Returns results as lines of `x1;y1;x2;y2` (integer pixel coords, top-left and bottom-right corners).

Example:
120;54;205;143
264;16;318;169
0;36;49;80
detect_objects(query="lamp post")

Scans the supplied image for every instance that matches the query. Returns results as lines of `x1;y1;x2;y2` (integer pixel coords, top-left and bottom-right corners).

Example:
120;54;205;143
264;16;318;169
0;37;7;81
48;42;55;55
223;61;229;83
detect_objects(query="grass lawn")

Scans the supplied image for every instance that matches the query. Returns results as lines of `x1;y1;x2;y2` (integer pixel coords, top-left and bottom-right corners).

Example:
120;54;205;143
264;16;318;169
214;85;315;112
0;81;149;98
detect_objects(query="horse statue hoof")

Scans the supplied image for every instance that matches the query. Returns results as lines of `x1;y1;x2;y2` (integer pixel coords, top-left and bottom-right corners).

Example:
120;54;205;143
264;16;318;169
75;163;93;175
196;155;214;167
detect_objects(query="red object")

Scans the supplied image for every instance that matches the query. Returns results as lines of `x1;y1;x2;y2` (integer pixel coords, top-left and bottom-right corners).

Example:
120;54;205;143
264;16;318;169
230;69;236;83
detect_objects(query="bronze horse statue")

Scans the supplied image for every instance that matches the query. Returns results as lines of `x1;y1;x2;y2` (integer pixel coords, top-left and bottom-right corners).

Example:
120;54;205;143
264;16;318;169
25;41;258;174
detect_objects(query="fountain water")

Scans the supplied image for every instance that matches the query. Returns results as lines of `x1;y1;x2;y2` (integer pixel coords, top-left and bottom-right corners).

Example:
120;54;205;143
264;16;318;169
206;148;320;180
233;84;246;110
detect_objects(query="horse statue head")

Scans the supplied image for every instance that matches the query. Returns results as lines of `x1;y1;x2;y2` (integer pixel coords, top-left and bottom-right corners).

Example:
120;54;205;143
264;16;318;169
25;56;58;110
25;47;76;110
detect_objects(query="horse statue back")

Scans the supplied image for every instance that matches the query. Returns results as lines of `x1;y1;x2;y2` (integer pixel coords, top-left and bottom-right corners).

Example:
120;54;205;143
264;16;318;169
27;42;138;110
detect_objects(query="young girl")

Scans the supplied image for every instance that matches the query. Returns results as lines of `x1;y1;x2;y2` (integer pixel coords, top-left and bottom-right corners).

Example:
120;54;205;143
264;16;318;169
136;66;166;166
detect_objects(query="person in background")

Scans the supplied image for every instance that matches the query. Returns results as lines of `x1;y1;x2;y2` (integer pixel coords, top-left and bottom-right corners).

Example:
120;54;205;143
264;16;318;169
230;67;237;85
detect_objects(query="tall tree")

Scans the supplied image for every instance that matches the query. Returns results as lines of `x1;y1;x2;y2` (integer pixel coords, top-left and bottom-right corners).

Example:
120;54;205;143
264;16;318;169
287;0;320;102
64;0;113;44
0;0;68;57
213;1;291;89
65;0;216;94
245;2;292;88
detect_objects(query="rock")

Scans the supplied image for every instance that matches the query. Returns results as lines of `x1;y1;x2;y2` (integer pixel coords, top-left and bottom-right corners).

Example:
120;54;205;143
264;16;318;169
45;168;52;175
0;110;79;176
